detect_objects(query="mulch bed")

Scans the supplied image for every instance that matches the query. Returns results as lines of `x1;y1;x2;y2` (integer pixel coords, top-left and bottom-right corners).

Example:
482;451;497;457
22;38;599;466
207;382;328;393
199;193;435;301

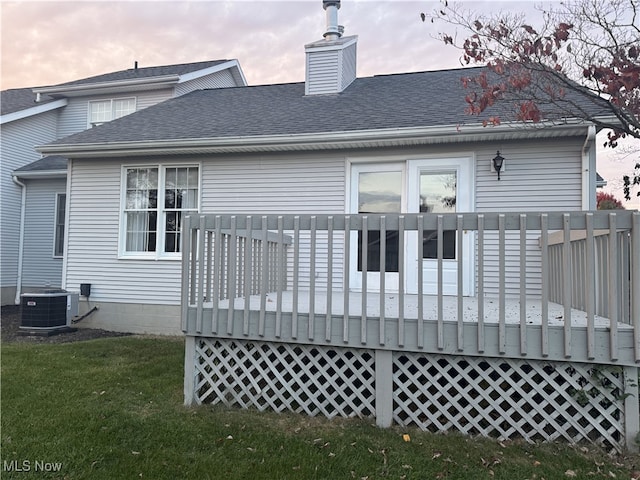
1;304;131;344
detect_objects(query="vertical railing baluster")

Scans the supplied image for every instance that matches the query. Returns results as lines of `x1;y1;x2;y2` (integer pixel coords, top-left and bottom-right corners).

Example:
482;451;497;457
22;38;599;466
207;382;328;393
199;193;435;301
519;214;527;355
398;215;405;348
206;230;213;302
226;216;237;335
292;216;300;339
540;214;549;357
326;216;334;342
498;214;506;354
457;215;464;352
196;215;206;335
343;215;351;343
417;215;424;349
189;219;198;306
608;213;618;361
379;215;386;346
259;216;268;337
437;214;444;350
477;214;485;353
211;216;221;334
361;216;368;344
562;213;572;357
180;215;192;332
309;216;317;341
276;216;284;339
243;216;252;336
219;234;227;299
585;212;595;359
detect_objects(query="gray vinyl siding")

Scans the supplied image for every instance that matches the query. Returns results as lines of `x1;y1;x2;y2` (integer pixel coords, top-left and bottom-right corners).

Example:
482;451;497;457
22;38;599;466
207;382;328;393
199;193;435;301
1;111;58;291
64;153;346;305
21;178;66;289
64;139;584;307
474;138;584;298
56;89;174;138
200;153;345;213
201;153;347;291
174;69;238;97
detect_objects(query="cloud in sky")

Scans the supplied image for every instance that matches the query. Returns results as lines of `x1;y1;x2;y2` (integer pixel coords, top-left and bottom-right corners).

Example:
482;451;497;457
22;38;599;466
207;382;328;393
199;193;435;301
1;0;637;207
1;1;460;89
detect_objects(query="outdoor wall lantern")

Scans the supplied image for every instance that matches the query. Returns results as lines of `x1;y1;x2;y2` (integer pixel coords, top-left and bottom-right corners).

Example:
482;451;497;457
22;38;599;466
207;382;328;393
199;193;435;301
492;151;505;180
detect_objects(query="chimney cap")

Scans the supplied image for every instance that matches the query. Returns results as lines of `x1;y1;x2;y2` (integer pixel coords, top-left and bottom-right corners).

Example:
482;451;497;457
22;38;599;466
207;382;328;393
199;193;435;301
323;0;340;9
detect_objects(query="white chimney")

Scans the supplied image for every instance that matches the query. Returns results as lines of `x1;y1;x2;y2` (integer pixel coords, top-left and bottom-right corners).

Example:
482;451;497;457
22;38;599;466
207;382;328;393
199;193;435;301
305;0;357;95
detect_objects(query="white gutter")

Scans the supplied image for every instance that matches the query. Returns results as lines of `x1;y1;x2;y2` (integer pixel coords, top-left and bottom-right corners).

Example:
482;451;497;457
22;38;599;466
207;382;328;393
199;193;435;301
11;170;67;179
37;122;592;158
0;99;67;125
11;175;27;305
32;75;180;96
581;125;596;210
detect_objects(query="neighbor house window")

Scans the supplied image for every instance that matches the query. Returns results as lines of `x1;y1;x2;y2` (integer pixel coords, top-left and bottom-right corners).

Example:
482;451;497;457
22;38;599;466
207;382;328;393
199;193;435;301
88;97;136;127
122;165;199;257
53;193;66;257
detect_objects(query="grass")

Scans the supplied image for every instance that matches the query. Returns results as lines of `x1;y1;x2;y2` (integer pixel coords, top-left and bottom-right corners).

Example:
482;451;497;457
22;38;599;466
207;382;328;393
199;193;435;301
1;337;638;480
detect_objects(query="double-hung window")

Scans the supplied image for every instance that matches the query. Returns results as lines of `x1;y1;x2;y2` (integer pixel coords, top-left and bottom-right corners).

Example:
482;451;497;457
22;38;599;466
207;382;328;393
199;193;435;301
122;165;199;258
53;193;66;257
88;97;136;127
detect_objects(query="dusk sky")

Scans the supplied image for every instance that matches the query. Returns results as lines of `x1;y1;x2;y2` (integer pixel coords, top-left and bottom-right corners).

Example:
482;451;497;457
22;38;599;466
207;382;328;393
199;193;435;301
1;0;637;208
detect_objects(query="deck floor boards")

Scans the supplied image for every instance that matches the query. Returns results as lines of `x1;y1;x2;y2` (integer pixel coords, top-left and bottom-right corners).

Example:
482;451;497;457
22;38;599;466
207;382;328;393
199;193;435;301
215;291;627;327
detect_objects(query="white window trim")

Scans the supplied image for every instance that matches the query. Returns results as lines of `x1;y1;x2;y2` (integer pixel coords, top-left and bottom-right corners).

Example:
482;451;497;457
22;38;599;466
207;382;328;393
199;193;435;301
53;192;66;258
118;163;201;260
87;96;137;128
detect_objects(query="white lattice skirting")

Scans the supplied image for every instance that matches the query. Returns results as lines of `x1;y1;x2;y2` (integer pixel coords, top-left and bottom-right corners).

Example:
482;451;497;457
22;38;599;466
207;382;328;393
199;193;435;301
187;338;638;453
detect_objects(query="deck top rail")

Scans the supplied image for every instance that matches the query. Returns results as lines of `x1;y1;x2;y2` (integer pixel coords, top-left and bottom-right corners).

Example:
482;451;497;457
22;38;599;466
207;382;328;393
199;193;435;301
181;211;640;366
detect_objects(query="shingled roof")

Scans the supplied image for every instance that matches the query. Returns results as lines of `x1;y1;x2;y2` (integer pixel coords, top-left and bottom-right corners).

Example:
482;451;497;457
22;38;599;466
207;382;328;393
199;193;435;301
43;59;232;89
1;88;57;115
43;66;609;152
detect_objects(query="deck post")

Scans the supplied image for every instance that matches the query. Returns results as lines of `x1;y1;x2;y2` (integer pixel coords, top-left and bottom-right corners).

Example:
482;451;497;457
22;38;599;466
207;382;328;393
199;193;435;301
623;366;639;453
184;336;197;406
375;349;393;428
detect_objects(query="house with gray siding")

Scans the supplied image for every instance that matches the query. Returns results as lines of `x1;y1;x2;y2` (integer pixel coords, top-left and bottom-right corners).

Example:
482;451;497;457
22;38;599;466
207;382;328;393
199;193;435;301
36;11;611;335
2;59;246;305
33;1;640;452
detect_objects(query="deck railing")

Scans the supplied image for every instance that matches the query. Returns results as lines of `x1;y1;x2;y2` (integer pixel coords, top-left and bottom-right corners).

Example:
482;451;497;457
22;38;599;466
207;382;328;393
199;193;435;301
181;211;640;366
547;228;632;324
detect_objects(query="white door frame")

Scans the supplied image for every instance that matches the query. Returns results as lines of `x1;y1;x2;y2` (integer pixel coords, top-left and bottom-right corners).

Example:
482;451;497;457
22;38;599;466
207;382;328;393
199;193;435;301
349;163;405;292
348;156;475;295
406;157;474;296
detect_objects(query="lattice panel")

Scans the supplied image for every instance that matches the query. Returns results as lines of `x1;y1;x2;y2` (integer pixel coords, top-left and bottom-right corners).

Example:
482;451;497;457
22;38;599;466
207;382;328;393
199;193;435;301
393;354;626;452
194;338;375;419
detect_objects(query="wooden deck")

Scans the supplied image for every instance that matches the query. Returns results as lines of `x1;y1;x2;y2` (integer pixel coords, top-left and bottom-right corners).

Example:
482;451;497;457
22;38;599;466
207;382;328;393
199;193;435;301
182;211;640;452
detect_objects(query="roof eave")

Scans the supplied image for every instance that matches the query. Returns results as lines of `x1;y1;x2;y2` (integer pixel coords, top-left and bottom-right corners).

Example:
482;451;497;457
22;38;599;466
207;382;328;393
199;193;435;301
12;169;67;179
36;122;593;158
0;99;68;125
178;60;248;87
32;75;181;97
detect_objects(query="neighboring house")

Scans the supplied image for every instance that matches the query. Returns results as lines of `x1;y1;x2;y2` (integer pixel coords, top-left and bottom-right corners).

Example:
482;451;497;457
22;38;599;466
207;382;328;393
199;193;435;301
2;59;247;305
37;35;606;335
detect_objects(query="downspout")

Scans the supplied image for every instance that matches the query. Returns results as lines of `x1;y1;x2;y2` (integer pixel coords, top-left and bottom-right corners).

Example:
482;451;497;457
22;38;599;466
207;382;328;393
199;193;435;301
582;125;596;210
12;175;27;304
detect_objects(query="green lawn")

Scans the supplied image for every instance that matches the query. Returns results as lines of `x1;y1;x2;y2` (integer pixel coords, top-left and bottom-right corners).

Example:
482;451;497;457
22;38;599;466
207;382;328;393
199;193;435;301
1;336;638;479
